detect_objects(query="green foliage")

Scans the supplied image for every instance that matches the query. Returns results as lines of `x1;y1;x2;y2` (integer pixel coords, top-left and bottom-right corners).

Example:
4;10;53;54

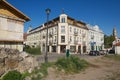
104;35;114;48
55;56;89;73
23;62;53;80
31;63;53;80
23;45;41;55
2;70;22;80
21;71;31;80
105;55;120;61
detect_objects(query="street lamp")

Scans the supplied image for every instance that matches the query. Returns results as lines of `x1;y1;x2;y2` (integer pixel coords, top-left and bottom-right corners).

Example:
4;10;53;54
45;8;51;63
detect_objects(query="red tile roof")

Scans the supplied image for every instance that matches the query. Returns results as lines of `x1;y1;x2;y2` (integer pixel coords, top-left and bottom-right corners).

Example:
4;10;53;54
116;42;120;46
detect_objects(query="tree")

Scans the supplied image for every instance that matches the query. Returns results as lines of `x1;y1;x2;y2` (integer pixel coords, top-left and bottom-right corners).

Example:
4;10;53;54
104;34;114;48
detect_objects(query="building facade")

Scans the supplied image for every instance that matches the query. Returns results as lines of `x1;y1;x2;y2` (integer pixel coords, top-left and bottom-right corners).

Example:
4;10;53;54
26;14;89;54
0;0;30;51
87;24;104;51
112;27;120;54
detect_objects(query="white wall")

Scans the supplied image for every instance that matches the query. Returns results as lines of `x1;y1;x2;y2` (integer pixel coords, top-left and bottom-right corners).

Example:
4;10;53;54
115;46;120;54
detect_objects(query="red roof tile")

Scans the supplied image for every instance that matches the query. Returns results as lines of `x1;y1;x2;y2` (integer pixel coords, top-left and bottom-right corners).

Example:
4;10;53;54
116;42;120;46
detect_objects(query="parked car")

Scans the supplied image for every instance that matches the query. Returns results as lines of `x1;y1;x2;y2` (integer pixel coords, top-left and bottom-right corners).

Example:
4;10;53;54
89;51;100;56
108;50;115;54
99;50;106;55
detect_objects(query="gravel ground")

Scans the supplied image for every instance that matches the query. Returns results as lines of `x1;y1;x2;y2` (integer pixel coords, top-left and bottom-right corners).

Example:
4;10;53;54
43;55;120;80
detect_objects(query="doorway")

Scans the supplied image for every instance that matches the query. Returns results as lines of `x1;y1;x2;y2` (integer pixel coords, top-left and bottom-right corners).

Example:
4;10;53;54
60;45;66;53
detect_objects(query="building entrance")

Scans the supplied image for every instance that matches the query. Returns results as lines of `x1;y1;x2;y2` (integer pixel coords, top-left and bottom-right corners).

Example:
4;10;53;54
60;45;66;53
78;46;81;54
83;46;86;53
52;46;56;52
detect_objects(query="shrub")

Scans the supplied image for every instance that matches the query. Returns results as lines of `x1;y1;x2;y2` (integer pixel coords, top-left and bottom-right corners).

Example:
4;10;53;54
23;45;41;55
55;56;89;73
2;70;22;80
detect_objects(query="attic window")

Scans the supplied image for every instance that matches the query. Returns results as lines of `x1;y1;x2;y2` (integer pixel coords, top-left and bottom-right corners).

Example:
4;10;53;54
61;17;65;23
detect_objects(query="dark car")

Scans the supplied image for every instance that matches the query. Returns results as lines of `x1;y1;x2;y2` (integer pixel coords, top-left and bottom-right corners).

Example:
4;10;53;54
89;51;100;56
109;50;115;54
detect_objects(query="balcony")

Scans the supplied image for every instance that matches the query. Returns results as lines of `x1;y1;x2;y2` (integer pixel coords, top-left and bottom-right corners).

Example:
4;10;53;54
74;31;78;36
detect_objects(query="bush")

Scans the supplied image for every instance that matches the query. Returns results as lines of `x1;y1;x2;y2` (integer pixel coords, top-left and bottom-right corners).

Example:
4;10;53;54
2;70;22;80
55;56;89;73
23;45;41;55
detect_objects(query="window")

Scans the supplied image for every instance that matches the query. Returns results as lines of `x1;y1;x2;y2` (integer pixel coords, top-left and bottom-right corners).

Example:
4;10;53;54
54;27;56;33
74;28;76;32
61;26;65;33
80;29;81;34
61;17;65;23
52;28;53;33
70;36;72;42
80;37;82;42
55;36;56;42
61;36;65;43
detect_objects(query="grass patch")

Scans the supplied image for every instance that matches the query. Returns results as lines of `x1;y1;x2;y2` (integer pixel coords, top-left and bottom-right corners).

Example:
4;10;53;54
55;56;89;73
22;62;53;80
23;46;41;55
2;70;22;80
104;55;120;61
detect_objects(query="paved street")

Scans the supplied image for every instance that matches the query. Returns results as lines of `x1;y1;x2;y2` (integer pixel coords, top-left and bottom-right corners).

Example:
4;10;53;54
36;53;100;63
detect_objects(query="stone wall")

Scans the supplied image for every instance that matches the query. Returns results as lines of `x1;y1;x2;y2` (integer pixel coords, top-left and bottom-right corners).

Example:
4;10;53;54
0;48;38;77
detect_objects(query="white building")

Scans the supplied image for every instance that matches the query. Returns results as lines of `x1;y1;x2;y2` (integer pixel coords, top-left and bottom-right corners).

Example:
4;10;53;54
115;42;120;54
26;14;88;54
112;28;120;54
87;24;104;51
0;0;30;51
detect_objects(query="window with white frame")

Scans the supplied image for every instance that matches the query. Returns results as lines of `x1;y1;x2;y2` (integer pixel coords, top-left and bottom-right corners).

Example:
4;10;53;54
70;36;72;42
80;37;82;42
54;27;56;33
74;28;76;32
55;36;56;42
61;36;65;43
61;17;65;23
80;29;81;34
61;26;65;33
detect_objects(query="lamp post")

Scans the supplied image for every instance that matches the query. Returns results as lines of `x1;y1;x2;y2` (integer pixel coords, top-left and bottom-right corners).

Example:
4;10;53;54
45;8;51;63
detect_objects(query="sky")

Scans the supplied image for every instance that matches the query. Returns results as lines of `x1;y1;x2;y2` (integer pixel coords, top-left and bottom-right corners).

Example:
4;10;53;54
7;0;120;37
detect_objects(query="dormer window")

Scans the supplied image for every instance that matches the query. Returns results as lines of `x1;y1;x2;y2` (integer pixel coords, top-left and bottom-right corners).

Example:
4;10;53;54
61;17;65;23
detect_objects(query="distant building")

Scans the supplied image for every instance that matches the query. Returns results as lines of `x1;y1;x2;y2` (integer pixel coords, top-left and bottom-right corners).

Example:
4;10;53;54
87;24;104;51
0;0;30;51
26;14;88;54
112;27;120;54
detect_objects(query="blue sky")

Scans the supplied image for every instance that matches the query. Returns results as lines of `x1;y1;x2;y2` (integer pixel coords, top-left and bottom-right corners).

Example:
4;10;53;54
7;0;120;37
